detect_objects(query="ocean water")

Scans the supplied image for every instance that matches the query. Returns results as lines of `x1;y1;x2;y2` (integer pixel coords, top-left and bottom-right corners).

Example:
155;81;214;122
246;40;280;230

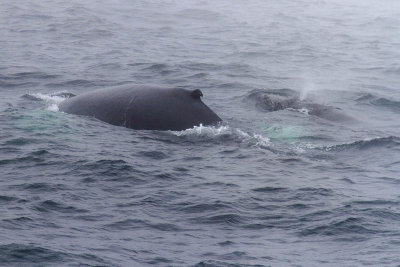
1;0;400;266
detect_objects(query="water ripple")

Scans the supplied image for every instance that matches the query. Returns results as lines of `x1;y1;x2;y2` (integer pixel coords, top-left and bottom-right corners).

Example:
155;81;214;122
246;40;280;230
323;136;400;152
34;200;88;214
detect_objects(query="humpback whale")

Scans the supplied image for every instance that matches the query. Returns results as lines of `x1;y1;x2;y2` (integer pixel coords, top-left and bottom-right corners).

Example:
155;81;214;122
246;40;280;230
59;85;222;131
245;89;353;122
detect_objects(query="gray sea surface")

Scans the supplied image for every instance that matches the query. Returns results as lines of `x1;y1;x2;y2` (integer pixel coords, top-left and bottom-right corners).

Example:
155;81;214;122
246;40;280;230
1;0;400;266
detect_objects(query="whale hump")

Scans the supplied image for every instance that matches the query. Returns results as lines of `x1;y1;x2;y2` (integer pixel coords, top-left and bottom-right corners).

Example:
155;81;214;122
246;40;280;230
59;85;222;131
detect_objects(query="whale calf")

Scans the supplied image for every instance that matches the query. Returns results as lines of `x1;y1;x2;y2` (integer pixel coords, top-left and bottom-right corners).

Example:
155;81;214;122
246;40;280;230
59;85;222;131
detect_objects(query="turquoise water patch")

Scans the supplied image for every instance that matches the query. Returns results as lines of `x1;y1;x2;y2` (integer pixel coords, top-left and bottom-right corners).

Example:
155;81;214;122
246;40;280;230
15;110;65;132
261;124;308;142
14;110;83;137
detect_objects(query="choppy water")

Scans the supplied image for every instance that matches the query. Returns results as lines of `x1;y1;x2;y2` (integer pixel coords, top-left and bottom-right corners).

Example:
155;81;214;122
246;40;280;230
1;0;400;266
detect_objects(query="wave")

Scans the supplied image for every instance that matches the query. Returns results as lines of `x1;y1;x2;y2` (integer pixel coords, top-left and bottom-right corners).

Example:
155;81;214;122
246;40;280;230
193;260;265;267
0;72;60;88
323;136;400;152
385;66;400;74
22;92;73;111
299;217;379;237
251;186;334;201
20;182;67;192
0;244;66;265
0;195;18;203
192;213;244;225
298;200;399;239
0;150;58;166
3;71;60;80
1;217;34;230
0;243;108;266
169;124;270;148
34;200;88;214
177;8;223;21
72;159;146;183
252;186;288;193
356;93;400;112
104;218;146;231
372;98;400;111
138;150;169;160
142;63;169;71
180;203;232;213
104;217;182;232
44;79;116;88
172;124;232;138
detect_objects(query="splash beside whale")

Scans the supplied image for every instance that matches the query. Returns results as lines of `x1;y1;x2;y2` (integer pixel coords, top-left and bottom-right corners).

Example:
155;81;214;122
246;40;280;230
59;85;222;131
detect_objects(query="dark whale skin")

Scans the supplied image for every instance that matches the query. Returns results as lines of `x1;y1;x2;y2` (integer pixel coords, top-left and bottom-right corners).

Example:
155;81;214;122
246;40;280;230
59;85;222;131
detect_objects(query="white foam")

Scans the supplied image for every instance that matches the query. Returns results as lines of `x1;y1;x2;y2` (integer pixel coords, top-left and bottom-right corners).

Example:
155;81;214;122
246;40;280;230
47;103;60;112
236;129;270;146
33;93;66;104
298;108;310;115
294;143;319;153
172;124;232;137
253;134;271;147
287;107;310;115
30;92;68;112
235;128;250;138
171;124;270;147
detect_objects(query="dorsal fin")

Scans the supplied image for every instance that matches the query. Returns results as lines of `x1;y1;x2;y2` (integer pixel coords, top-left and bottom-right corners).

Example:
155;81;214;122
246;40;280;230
191;89;203;99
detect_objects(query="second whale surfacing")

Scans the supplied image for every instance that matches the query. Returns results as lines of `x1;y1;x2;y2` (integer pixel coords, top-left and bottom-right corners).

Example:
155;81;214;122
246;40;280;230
59;85;222;131
245;89;354;122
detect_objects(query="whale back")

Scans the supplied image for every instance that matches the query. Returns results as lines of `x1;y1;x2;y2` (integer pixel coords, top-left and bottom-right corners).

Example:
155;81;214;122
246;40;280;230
59;86;222;131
